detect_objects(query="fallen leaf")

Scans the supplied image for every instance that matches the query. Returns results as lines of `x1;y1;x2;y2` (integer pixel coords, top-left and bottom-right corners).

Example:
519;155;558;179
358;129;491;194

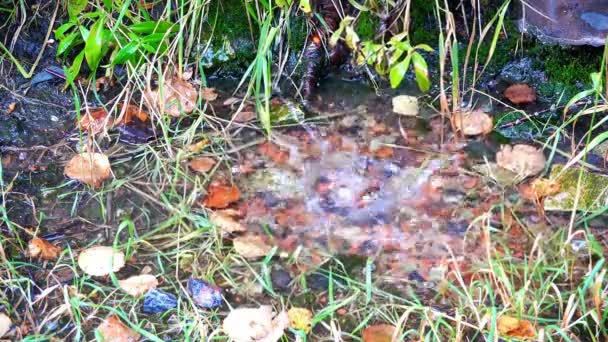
233;235;272;259
64;152;112;187
79;108;111;135
223;97;241;106
143;75;198;117
203;184;240;209
259;142;289;165
202;87;218;101
116;103;149;125
504;84;536;104
0;313;11;338
28;238;61;261
119;274;158;297
78;246;125;276
373;146;394;159
288;307;312;333
189;157;216;173
210;211;247;233
453;110;493;136
7;102;16;114
496;144;545;178
96;315;140;342
186;139;209;153
520;178;561;201
223;306;289;342
233;110;257;123
362;324;397;342
392;95;418;116
497;315;536;339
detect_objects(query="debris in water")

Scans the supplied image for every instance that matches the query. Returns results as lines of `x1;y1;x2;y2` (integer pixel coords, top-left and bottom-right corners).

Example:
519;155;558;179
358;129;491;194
187;277;223;309
142;288;178;314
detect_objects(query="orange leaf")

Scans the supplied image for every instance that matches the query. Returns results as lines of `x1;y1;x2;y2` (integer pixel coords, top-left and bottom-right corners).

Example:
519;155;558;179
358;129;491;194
504;84;536;105
203;184;240;209
497;315;536;339
96;315;140;342
64;152;112;188
189;157;216;173
116;103;149;125
362;324;397;342
79;108;111;135
28;238;61;261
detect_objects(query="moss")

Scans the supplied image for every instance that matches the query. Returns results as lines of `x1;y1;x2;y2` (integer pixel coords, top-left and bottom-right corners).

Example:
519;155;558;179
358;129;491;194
410;0;437;45
356;11;377;41
528;45;601;91
545;165;608;211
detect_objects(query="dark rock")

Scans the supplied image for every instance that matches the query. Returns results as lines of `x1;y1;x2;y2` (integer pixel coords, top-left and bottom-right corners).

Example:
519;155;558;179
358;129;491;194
187;278;223;309
271;268;292;292
142;289;178;314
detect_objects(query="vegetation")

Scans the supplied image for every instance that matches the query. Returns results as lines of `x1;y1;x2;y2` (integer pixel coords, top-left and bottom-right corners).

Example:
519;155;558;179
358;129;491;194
0;0;607;341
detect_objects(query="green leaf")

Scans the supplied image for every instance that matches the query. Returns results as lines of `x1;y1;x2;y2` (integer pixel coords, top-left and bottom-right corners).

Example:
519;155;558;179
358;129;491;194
389;55;411;89
84;18;105;72
299;0;311;13
112;40;140;64
102;0;113;11
57;32;81;56
67;50;85;84
55;22;75;40
276;0;292;8
412;52;430;92
129;20;176;35
67;0;88;20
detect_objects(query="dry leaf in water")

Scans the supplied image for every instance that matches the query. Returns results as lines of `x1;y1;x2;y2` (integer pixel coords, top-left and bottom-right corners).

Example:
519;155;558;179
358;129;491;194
65;152;112;187
144;76;198;117
119;274;159;297
203;184;240;209
210;211;247;234
0;313;11;338
189;157;216;173
497;315;536;339
496;144;545;178
78;246;125;276
453;110;493;136
362;324;397;342
233;235;272;259
288;308;312;333
504;84;536;104
202;87;218;101
392;95;418;116
96;315;140;342
222;306;289;342
28;238;61;261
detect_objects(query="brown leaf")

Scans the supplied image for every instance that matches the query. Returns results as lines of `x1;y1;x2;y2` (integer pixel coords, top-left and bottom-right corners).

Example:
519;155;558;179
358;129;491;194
186;139;209;153
504;84;536;104
496;144;545;178
64;152;112;187
189;157;216;173
28;238;61;261
362;324;397;342
202;87;218;102
259;143;289;165
143;75;198;117
210;211;247;234
0;313;11;338
520;178;561;201
233;110;257;123
222;306;289;342
7;102;16;114
96;315;140;342
203;184;241;209
223;97;241;106
497;315;536;339
119;274;158;297
78;246;125;276
116;103;149;125
453;110;493;136
79;108;111;135
233;235;272;259
374;146;394;159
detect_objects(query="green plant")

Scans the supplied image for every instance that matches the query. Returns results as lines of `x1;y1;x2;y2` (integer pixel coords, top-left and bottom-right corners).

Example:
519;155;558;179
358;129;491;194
55;1;177;83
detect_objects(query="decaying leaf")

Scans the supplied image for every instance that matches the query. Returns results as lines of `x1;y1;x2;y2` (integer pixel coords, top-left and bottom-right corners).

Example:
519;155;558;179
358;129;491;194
497;315;536;339
202;87;218;101
504;84;536;105
210;211;247;234
96;315;140;342
453;110;493;136
64;152;112;187
391;95;418;116
186;139;209;153
79;108;111;135
520;178;561;201
233;235;272;259
189;157;216;173
496;144;545;178
288;307;312;333
362;324;397;342
78;246;125;276
116;103;149;125
233;110;257;123
143;75;198;117
222;306;289;342
0;313;11;338
28;238;62;261
203;184;241;209
119;274;158;297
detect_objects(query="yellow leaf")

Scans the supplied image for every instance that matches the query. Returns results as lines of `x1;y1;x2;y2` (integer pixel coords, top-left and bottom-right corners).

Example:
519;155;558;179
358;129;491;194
288;307;312;333
497;315;536;340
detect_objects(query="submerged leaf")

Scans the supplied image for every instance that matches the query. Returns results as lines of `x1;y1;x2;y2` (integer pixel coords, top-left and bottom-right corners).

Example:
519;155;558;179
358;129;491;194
96;315;140;342
223;306;289;342
64;152;112;187
78;246;125;276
